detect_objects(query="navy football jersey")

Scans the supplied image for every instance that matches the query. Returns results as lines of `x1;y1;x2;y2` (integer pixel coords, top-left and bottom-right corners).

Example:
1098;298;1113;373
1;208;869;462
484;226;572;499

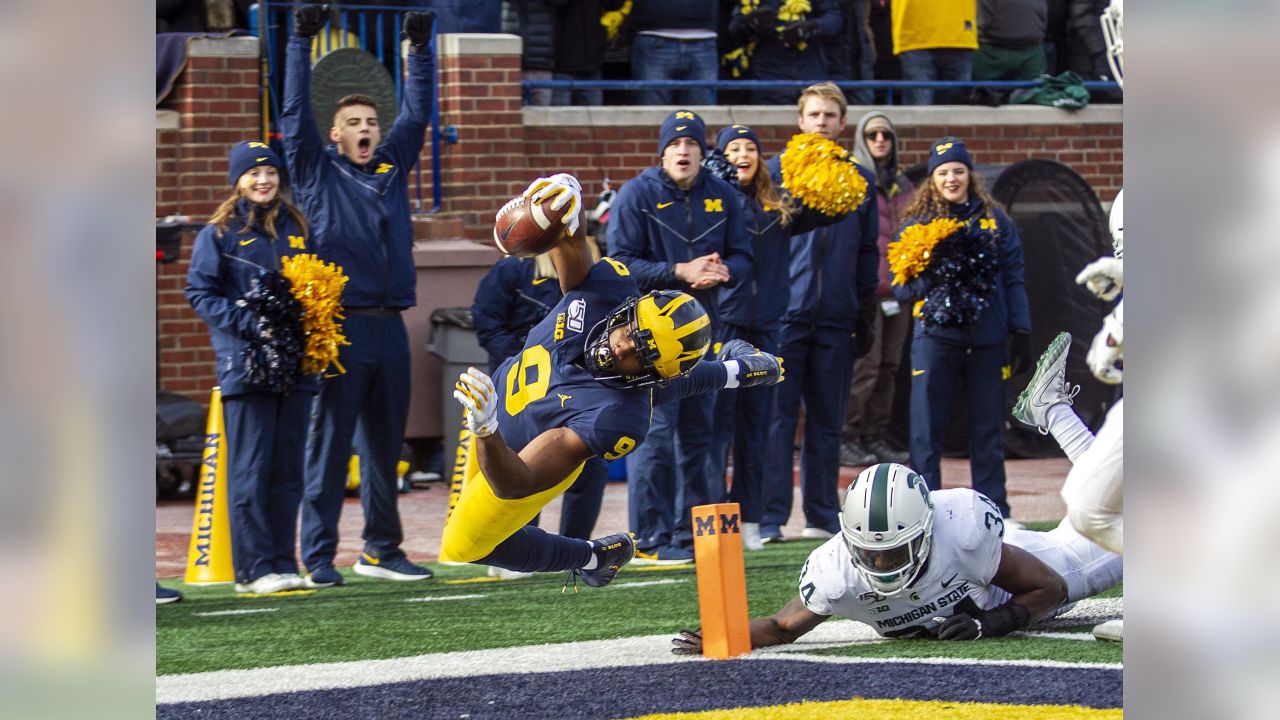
491;258;652;461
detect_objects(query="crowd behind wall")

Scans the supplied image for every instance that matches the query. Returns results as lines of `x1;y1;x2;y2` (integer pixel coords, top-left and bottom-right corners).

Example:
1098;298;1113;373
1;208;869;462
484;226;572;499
158;0;1122;107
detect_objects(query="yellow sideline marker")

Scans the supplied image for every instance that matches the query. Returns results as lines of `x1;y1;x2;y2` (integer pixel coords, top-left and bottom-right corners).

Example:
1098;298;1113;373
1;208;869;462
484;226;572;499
184;387;234;584
691;503;751;659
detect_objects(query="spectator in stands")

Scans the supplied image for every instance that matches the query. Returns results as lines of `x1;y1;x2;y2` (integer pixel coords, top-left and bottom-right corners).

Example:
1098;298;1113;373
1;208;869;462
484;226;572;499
842;111;914;467
761;83;879;543
973;0;1048;101
891;0;978;105
549;0;627;106
823;0;876;105
407;0;501;33
892;137;1032;522
502;0;555;106
608;109;752;563
868;0;901;103
282;6;437;587
472;250;609;545
1061;0;1120;100
629;1;719;105
726;0;844;105
157;0;255;33
185;141;316;596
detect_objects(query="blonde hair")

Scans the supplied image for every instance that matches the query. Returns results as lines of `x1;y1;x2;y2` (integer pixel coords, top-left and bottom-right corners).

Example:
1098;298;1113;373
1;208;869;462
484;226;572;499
753;161;797;226
901;166;1003;225
796;81;847;119
209;187;309;240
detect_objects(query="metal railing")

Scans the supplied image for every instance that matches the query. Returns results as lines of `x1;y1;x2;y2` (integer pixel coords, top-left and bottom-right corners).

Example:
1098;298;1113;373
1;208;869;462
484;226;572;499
249;2;442;212
523;78;1122;106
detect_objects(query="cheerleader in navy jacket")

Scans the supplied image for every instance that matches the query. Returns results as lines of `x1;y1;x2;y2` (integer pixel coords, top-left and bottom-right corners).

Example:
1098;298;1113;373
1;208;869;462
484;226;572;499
186;142;317;595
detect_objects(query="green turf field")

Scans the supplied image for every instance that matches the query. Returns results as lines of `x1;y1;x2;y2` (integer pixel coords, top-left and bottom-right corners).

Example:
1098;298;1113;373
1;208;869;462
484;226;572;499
157;522;1121;676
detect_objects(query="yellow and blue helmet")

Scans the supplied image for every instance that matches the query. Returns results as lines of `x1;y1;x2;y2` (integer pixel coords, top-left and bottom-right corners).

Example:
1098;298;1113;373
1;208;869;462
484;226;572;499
584;290;711;387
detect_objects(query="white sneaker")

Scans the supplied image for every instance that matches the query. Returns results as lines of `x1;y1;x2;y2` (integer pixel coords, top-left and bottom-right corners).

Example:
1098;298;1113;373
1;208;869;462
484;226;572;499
800;527;834;540
741;522;764;551
234;573;297;595
1011;332;1079;433
1092;618;1123;642
278;572;308;590
487;565;533;580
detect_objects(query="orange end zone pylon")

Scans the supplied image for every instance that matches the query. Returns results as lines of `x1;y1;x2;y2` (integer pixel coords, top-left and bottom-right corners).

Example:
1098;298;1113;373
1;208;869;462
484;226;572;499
691;503;751;658
184;387;235;584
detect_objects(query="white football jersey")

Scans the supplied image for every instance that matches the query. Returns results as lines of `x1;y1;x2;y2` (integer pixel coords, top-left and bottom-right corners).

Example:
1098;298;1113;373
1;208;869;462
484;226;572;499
799;488;1122;638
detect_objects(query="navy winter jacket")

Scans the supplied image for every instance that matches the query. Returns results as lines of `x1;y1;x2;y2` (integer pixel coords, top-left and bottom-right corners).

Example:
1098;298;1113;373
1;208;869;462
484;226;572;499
607;166;753;325
766;155;880;331
472;256;563;374
728;0;843;84
186;200;319;396
717;184;846;333
280;36;435;309
630;0;717;32
892;199;1032;346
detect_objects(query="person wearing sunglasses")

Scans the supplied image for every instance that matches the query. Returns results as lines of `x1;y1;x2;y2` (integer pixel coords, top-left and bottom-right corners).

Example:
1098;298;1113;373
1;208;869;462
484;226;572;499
841;112;916;469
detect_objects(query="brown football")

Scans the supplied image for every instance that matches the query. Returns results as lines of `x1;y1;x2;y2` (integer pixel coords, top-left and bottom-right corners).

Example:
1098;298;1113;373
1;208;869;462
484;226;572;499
492;193;570;257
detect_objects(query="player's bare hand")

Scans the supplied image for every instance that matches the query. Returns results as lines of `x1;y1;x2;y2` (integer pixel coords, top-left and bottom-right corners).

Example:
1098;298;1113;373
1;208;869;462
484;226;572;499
671;628;704;656
676;253;729;287
453;366;499;437
524;173;582;236
1075;256;1123;301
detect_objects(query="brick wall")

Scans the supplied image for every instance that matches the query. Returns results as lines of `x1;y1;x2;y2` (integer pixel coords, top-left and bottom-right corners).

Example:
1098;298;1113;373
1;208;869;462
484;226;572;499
156;34;1123;433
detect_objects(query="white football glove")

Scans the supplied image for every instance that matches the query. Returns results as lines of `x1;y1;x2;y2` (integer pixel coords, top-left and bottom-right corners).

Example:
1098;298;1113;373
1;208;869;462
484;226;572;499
1086;300;1124;385
452;367;500;437
523;173;582;236
1075;256;1124;301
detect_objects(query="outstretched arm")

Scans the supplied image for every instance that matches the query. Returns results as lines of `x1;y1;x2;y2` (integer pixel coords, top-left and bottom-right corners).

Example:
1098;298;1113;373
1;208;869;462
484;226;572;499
280;5;329;187
672;596;829;655
382;11;437;171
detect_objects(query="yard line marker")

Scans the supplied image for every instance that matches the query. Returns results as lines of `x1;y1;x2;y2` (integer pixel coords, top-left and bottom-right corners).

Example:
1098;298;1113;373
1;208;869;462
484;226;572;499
405;594;487;603
192;608;278;617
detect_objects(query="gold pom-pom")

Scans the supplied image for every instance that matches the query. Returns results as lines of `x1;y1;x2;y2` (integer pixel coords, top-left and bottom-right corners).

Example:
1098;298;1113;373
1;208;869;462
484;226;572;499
281;253;351;376
887;218;965;285
780;133;869;216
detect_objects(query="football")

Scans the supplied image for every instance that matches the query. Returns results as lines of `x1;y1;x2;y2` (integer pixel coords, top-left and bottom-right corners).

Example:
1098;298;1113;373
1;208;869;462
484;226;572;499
492;193;570;257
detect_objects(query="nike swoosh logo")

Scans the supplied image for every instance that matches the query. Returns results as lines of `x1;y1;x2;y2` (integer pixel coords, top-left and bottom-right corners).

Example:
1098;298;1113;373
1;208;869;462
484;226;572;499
532;277;549;285
941;573;959;588
239;238;256;246
657;201;675;209
912;369;925;376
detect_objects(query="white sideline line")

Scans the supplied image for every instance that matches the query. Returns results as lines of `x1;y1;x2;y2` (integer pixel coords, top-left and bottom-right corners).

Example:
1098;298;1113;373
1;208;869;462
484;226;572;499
192;608;278;617
158;598;1121;704
405;594;488;603
612;579;688;589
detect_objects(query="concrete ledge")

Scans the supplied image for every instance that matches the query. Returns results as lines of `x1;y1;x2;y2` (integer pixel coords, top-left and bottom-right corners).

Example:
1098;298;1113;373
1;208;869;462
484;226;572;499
188;36;259;57
525;104;1122;128
438;33;521;57
156;110;180;130
413;239;501;267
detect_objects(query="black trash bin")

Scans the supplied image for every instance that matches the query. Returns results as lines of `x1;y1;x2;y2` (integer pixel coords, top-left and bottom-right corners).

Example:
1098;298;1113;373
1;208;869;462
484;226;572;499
427;307;488;476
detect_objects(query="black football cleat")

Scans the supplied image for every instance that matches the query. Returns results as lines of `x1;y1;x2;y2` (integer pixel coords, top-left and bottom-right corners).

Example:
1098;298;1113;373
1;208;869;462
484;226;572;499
572;532;636;589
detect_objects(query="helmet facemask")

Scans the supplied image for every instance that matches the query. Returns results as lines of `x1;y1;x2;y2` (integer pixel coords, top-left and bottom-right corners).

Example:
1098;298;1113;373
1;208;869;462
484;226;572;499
582;290;710;388
844;518;933;597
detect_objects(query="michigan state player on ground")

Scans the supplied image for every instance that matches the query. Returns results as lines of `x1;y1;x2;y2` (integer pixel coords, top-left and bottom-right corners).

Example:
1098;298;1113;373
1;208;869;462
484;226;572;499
673;462;1121;650
445;173;785;587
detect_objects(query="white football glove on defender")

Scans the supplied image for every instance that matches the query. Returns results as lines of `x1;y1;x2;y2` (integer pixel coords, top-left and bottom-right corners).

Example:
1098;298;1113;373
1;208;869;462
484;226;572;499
523;173;582;236
453;367;500;437
1086;300;1124;385
1075;256;1124;301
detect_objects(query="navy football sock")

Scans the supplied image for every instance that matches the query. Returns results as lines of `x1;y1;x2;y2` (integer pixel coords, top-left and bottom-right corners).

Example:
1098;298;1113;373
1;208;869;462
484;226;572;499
479;525;593;573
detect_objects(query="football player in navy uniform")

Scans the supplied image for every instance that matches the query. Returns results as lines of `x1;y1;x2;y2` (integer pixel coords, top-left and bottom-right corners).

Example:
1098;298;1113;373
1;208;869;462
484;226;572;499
443;174;785;585
671;462;1121;650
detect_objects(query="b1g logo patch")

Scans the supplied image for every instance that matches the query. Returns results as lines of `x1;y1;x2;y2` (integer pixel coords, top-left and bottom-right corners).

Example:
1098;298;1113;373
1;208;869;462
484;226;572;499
567;299;586;334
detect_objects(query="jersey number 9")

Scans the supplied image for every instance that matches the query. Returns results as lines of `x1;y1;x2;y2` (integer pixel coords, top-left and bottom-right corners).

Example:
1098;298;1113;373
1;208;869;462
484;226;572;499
505;345;552;415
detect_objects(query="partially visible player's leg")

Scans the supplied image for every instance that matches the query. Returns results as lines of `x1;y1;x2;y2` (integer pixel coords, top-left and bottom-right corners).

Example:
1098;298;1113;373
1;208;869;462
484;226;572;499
1006;519;1122;602
1062;399;1124;554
